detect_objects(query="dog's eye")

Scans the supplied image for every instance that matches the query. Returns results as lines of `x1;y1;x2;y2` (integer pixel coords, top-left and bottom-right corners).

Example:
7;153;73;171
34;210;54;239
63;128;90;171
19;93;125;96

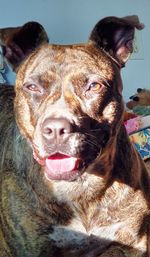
89;82;102;92
23;84;43;94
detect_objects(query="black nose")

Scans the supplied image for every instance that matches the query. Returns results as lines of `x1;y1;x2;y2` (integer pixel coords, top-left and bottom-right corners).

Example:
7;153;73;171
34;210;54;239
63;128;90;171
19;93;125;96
42;117;73;142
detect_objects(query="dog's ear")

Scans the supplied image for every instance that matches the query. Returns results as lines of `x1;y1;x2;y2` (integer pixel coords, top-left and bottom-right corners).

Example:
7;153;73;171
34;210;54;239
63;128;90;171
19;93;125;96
0;21;49;71
89;15;144;68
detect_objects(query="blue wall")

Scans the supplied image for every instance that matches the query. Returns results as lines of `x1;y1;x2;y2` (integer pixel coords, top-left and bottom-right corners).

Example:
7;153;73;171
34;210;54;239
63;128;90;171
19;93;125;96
0;0;150;101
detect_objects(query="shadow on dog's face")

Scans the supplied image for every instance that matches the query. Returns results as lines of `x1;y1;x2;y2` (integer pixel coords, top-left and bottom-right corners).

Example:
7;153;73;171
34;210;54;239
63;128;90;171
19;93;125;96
11;15;143;181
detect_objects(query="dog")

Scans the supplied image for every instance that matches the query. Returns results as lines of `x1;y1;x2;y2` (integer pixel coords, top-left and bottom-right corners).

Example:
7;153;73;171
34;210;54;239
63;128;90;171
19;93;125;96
0;15;150;257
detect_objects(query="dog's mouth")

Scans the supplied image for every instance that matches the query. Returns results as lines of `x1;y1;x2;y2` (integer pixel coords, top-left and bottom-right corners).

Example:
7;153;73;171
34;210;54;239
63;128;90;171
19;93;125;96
32;121;110;181
33;152;81;181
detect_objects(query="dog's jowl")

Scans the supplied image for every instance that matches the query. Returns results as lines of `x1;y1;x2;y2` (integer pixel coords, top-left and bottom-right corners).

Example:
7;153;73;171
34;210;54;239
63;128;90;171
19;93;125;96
0;16;150;257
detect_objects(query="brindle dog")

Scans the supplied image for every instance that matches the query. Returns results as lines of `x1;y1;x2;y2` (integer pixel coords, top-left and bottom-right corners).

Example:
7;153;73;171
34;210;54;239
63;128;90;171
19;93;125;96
0;16;150;257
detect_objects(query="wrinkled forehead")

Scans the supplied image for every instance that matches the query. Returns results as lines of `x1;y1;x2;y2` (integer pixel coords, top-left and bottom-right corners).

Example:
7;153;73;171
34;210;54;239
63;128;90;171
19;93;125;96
18;43;115;83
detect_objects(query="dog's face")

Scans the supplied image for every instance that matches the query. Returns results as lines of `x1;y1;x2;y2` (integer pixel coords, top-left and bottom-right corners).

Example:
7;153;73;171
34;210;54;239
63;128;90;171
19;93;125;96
14;43;124;181
11;15;143;181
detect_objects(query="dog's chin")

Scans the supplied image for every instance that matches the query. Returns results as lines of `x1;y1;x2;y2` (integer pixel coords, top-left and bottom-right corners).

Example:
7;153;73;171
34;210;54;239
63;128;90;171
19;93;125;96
34;152;84;181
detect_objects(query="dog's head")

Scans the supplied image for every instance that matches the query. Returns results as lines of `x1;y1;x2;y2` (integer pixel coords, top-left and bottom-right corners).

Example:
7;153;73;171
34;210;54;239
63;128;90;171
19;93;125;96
10;16;143;181
0;21;49;71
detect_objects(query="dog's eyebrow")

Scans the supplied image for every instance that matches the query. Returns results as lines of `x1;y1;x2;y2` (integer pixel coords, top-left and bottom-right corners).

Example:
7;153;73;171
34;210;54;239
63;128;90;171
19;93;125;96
87;74;112;88
70;73;111;90
24;73;57;87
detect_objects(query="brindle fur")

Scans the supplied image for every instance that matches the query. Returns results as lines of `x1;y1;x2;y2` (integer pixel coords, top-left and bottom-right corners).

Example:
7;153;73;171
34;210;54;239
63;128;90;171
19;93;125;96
0;16;150;257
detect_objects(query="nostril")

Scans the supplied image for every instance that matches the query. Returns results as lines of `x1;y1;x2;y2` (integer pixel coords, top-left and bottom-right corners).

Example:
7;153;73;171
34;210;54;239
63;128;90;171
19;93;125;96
59;128;68;135
42;126;54;140
43;127;53;135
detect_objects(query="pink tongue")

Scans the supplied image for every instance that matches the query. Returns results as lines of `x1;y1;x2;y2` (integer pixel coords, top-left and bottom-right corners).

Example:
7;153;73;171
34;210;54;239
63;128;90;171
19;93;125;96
45;153;79;174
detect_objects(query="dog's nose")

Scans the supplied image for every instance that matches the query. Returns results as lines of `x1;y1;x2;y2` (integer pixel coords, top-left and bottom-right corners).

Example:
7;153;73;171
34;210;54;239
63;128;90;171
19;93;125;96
42;117;73;141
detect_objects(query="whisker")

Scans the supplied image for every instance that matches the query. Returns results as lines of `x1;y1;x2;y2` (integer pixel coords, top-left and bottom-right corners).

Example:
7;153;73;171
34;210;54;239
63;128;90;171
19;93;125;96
85;138;100;149
89;128;102;132
84;132;99;140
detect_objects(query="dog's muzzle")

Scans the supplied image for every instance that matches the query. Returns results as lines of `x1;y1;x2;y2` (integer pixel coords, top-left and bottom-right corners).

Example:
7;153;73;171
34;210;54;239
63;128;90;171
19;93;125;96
32;116;109;181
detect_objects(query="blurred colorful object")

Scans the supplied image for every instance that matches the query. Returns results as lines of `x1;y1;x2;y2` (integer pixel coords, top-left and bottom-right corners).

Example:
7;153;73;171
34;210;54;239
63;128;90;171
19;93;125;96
129;128;150;160
132;105;150;116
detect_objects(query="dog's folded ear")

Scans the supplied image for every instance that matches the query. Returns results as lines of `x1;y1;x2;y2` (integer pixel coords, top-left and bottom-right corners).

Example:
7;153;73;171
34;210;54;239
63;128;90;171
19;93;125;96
89;15;144;68
0;21;49;71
